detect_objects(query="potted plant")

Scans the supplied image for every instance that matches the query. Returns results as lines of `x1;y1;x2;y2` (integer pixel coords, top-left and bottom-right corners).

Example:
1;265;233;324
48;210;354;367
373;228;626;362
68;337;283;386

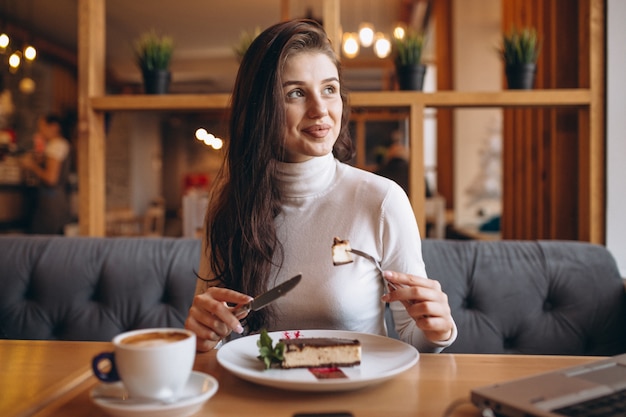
498;26;541;89
134;30;174;94
393;30;427;91
233;27;261;63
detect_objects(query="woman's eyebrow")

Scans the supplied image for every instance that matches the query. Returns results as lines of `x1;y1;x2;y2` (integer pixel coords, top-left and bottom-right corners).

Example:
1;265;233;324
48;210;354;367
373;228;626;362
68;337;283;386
282;77;339;88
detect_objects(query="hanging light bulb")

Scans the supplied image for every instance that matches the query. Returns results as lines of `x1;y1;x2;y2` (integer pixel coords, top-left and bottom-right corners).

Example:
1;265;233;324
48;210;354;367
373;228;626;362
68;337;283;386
210;137;223;150
342;32;359;59
8;51;21;71
358;23;375;48
203;133;215;146
19;77;36;94
0;33;9;49
373;33;391;58
24;45;37;61
195;128;208;141
393;24;406;41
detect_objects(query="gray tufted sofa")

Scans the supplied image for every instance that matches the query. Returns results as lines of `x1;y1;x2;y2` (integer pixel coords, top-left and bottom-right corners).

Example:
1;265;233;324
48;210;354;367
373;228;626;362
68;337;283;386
1;235;625;356
423;239;626;355
0;236;199;341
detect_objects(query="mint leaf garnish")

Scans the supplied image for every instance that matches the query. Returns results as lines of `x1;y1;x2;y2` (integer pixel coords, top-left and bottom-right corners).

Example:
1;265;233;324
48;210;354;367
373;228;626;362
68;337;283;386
257;329;285;369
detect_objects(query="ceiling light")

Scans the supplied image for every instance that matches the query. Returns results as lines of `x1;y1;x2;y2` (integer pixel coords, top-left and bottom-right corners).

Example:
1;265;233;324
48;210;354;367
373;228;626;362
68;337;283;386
203;133;223;150
19;77;35;94
373;33;391;58
24;45;36;61
210;137;223;150
195;127;223;150
393;24;406;41
342;32;359;59
358;23;375;48
0;32;38;91
195;128;208;140
202;133;215;146
0;33;9;49
8;52;21;69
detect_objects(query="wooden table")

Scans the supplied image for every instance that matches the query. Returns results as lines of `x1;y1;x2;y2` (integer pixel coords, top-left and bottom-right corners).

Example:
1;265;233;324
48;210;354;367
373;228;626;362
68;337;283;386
0;339;600;417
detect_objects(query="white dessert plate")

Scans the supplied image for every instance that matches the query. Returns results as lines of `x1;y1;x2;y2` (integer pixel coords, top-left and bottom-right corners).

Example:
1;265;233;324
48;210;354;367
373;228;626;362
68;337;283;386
90;371;218;417
216;329;419;392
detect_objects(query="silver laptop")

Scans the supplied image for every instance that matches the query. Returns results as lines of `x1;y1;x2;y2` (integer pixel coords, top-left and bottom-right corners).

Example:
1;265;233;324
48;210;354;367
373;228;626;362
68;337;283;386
471;353;626;417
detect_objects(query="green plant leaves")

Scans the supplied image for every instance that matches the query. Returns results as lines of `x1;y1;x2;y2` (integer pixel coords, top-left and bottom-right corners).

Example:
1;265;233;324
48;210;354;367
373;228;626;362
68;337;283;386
257;329;285;370
394;32;426;67
233;27;261;62
134;30;174;71
499;27;540;66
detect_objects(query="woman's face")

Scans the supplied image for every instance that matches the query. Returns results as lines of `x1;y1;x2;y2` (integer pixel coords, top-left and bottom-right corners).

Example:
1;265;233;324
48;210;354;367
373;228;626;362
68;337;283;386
281;52;343;163
37;118;60;141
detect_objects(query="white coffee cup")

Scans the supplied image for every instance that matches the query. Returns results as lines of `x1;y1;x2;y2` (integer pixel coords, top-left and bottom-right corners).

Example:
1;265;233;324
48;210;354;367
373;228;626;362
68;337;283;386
92;328;196;400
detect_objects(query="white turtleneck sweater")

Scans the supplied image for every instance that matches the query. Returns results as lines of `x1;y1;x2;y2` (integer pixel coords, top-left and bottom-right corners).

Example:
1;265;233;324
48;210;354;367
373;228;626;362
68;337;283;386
199;152;456;352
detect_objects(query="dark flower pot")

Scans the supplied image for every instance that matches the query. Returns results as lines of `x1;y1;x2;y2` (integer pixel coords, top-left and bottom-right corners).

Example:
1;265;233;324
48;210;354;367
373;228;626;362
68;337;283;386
142;69;171;94
505;63;536;90
396;64;427;91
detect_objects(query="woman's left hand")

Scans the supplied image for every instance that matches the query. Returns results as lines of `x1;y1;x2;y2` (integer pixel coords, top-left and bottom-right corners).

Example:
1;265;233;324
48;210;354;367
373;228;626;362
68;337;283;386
381;270;454;343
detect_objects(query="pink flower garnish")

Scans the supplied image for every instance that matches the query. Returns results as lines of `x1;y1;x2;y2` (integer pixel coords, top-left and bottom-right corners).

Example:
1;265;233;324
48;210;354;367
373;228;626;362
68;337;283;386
282;330;302;339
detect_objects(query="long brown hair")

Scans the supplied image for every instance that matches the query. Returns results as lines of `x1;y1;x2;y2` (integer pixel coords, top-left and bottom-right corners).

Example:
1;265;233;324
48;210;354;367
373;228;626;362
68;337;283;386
205;19;353;332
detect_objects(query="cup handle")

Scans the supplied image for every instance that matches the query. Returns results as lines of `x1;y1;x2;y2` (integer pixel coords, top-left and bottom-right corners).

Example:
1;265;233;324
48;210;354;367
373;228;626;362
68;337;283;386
92;352;120;383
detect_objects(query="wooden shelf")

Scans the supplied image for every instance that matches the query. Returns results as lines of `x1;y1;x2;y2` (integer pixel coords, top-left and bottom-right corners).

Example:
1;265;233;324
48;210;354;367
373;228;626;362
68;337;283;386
90;90;591;112
417;89;592;107
352;89;592;108
91;94;231;111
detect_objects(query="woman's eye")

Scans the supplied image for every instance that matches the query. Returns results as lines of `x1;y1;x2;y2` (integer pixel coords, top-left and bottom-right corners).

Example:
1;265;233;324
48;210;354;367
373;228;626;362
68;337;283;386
287;89;304;98
323;85;337;95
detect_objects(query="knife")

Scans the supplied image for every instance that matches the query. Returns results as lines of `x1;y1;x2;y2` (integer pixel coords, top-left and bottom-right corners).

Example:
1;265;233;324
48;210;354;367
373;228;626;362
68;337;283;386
232;273;302;317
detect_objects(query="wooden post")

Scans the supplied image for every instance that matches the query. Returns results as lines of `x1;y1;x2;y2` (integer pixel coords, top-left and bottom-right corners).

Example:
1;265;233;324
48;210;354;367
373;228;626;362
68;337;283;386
586;0;605;243
322;0;341;55
409;99;426;236
77;0;106;236
280;0;290;21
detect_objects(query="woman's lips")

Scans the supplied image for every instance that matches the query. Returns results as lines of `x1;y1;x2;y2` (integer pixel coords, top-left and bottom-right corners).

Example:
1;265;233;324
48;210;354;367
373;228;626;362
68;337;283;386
302;124;331;138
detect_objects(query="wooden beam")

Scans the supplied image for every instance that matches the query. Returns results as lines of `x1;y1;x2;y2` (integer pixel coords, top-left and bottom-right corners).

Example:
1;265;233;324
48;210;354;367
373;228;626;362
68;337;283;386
586;0;605;243
322;0;341;56
280;0;290;20
409;101;426;235
77;0;106;236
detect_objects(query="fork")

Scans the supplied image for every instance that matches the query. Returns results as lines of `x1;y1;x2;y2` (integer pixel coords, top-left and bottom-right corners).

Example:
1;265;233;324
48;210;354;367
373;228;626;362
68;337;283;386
349;248;420;312
348;248;399;291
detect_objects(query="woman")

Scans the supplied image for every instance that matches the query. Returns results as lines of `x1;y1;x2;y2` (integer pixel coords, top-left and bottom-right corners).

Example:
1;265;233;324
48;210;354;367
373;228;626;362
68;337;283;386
20;113;71;234
185;19;457;352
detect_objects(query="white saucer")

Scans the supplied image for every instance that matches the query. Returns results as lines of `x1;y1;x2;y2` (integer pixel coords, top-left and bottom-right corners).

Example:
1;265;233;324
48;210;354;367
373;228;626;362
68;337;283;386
90;371;218;417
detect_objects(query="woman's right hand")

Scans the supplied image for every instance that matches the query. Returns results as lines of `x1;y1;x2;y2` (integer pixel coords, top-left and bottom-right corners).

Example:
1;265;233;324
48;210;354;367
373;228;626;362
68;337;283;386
185;287;253;352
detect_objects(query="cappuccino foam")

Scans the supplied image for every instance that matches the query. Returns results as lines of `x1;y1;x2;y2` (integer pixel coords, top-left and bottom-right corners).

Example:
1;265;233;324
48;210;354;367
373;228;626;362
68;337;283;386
120;331;189;347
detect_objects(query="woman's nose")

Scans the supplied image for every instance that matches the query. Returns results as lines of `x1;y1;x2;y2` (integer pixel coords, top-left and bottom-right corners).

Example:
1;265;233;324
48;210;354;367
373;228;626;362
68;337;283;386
307;95;328;118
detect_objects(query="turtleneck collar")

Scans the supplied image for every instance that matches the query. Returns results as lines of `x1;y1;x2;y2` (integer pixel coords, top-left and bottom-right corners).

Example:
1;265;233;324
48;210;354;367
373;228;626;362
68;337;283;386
275;152;337;198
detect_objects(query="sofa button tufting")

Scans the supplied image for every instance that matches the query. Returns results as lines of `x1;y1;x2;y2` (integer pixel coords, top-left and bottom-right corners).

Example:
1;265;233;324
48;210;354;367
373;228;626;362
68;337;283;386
543;300;553;311
503;337;515;349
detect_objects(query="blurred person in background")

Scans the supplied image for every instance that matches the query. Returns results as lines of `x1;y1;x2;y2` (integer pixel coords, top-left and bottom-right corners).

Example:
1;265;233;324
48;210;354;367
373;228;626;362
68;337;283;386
20;113;71;234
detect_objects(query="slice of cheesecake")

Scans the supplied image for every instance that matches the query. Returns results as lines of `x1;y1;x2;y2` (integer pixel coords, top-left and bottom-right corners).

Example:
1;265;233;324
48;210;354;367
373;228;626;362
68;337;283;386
332;237;353;266
280;337;361;369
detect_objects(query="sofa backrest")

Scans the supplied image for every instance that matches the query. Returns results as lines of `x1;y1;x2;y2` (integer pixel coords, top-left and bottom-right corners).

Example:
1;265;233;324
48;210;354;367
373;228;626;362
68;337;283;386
423;239;626;356
2;236;624;356
0;236;199;341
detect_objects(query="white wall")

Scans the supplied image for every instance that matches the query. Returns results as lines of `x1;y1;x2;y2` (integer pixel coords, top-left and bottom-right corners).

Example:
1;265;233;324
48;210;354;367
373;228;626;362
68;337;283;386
106;113;162;216
130;113;162;215
452;0;502;228
606;0;626;277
